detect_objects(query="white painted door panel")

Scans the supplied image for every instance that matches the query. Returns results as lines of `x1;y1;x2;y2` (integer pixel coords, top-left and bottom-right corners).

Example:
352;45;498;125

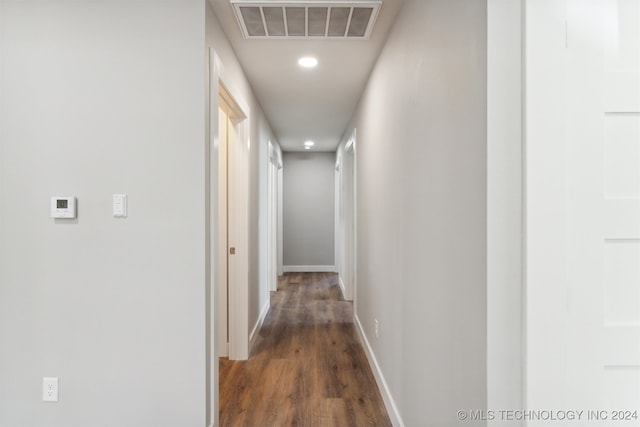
342;138;356;302
527;0;640;424
218;107;229;358
598;0;640;415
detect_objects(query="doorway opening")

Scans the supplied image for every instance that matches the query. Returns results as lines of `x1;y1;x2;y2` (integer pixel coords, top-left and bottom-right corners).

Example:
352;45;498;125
217;82;250;361
207;49;254;427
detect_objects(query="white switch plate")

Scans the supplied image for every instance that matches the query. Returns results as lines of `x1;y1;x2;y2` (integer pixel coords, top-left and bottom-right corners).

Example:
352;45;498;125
42;377;58;402
113;194;127;218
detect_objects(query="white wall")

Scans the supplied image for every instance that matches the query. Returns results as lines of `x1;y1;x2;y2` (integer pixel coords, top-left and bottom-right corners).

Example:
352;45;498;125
283;152;336;270
487;0;523;424
0;1;206;426
0;2;279;425
344;0;488;425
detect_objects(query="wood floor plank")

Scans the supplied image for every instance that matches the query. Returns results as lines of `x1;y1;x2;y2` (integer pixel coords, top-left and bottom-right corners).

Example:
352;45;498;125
220;272;391;427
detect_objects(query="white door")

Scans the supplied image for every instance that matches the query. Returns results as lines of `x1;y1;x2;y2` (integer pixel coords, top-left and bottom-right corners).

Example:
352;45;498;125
219;88;250;361
216;108;229;357
342;136;356;302
218;94;248;360
267;142;280;293
565;0;640;417
566;0;640;418
217;106;229;358
277;166;284;277
526;0;640;424
335;135;356;301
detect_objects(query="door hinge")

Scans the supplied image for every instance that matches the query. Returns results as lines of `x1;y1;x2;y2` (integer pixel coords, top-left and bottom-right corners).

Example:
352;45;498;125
229;247;236;255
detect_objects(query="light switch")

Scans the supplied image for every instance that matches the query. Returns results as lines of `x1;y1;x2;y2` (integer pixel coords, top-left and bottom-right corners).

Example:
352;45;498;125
113;194;127;218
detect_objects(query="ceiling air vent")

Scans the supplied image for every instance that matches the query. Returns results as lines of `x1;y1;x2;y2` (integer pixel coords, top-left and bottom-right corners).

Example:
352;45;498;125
230;1;382;39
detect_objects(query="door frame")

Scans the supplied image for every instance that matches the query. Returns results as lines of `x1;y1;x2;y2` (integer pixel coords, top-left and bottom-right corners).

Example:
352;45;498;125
344;131;357;303
217;105;229;359
219;82;249;363
335;129;357;302
486;0;525;423
277;165;284;277
209;49;251;370
267;141;282;293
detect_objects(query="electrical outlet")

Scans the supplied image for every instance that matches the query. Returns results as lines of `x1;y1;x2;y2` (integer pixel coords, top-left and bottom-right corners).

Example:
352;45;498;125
42;377;58;402
374;319;379;339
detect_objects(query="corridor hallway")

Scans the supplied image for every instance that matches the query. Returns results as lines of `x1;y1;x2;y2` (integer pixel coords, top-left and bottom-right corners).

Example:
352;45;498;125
219;273;391;427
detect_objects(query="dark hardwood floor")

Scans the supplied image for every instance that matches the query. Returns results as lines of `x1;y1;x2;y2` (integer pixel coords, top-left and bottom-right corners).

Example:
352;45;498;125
219;272;392;427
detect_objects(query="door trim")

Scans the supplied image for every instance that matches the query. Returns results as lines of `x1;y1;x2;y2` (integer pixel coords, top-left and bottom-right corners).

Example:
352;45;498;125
336;129;357;302
218;82;249;362
209;49;251;375
487;1;525;423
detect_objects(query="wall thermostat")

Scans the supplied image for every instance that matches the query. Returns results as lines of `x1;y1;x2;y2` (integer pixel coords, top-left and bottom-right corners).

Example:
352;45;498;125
50;196;77;219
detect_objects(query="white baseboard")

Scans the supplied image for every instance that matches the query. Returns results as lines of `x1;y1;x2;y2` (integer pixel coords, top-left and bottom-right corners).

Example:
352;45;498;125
249;300;270;354
283;265;336;273
338;275;346;298
354;314;405;427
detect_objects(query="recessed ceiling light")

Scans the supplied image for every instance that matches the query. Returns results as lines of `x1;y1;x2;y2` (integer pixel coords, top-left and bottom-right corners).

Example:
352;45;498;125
305;146;311;150
298;57;318;68
304;140;315;147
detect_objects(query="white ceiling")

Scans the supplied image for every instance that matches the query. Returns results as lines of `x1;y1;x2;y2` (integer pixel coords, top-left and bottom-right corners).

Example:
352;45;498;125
208;0;405;152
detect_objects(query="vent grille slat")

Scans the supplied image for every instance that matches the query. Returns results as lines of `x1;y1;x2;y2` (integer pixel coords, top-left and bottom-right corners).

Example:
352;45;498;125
308;7;328;36
264;7;286;36
328;7;350;37
347;7;373;37
240;7;267;37
286;7;306;37
231;1;381;40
